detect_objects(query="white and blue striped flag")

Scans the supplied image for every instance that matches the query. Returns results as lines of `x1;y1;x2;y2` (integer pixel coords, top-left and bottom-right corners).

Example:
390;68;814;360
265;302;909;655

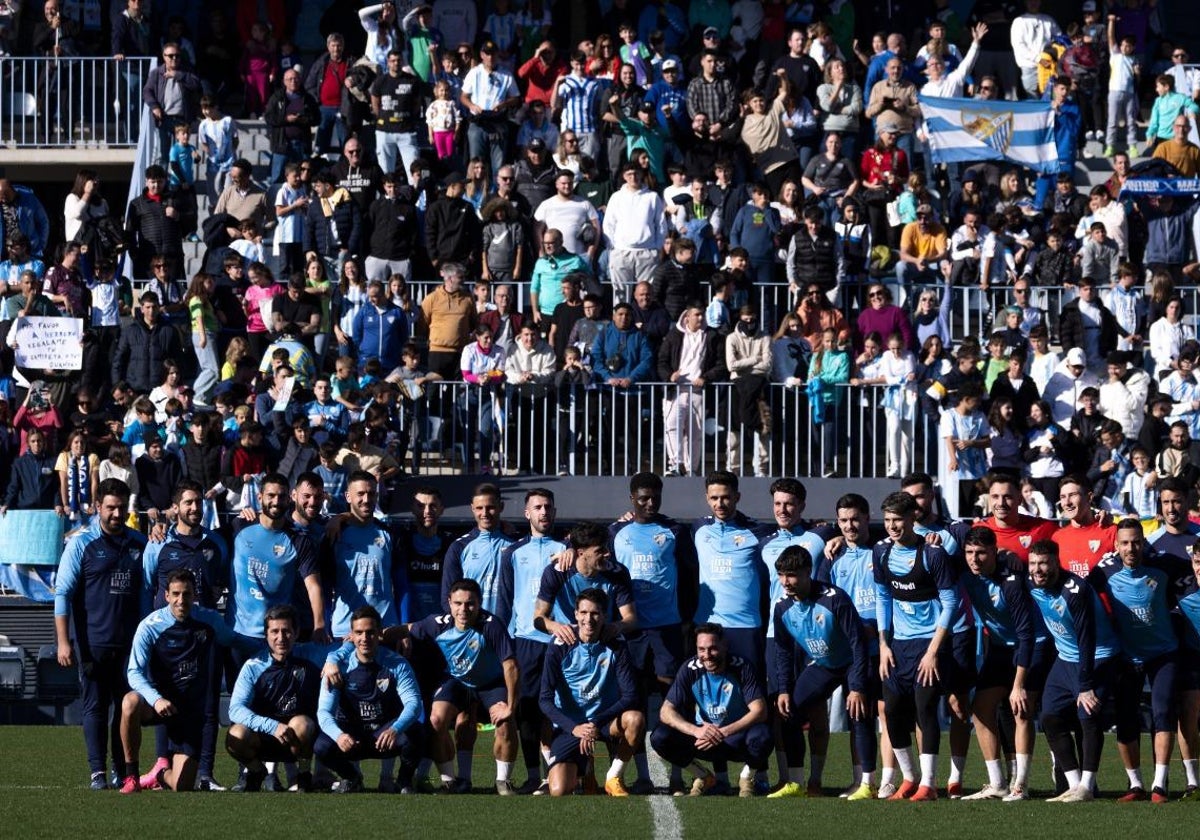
919;95;1057;174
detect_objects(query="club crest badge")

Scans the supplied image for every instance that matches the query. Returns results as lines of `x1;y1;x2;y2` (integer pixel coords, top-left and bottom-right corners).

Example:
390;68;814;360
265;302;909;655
961;109;1014;156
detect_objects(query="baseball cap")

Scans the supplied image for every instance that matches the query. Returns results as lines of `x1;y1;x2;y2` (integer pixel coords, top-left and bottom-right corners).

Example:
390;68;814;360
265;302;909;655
1082;1;1097;11
703;26;719;38
442;171;466;186
661;58;680;71
479;40;497;53
878;119;904;134
916;202;934;216
637;100;654;113
527;138;546;152
1065;347;1087;367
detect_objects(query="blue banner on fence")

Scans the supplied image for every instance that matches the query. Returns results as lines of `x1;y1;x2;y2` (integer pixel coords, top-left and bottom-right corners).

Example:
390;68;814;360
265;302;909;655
0;510;65;566
1119;177;1200;197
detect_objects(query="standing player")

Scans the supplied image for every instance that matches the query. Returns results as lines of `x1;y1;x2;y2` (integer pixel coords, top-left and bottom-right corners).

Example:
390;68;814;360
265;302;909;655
1053;476;1117;576
900;471;974;797
286;472;330;642
327;471;398;637
975;473;1059;564
54;478;146;790
226;604;331;792
119;570;247;793
692;472;770;674
535;522;638;640
817;493;895;798
1027;539;1121;803
1087;520;1190;802
139;479;230;790
874;491;965;802
394;578;520;794
440;483;516;615
651;623;772;797
497;488;565;794
610;472;696;793
758;478;828;793
1174;541;1200;798
959;527;1044;801
1147;477;1200;564
539;589;644;797
400;486;452;622
769;546;875;801
317;605;425;793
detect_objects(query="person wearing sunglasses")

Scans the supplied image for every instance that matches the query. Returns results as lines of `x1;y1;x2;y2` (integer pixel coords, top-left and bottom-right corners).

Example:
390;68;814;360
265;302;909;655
143;41;202;167
894;202;948;305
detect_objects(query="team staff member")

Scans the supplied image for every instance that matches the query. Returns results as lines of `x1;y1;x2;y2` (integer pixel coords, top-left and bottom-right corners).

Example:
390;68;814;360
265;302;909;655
769;546;875;801
226;604;332;792
959;527;1045;801
539;589;643;797
119;570;248;793
651;623;772;797
873;491;964;802
496;488;565;794
1027;539;1121;803
393;578;520;794
54;478;146;790
318;605;425;793
1088;520;1190;802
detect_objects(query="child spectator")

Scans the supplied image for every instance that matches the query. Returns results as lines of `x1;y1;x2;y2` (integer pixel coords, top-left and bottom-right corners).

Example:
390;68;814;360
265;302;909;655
198;96;238;211
1121;446;1157;518
274;163;310;277
240;20;275;118
426;79;460;161
168;123;200;241
386;343;442;475
97;442;138;516
553;345;591;475
315;442;348;514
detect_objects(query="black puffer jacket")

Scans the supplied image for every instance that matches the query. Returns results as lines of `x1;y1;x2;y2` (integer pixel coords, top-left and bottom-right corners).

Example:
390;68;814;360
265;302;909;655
111;316;183;394
180;435;224;493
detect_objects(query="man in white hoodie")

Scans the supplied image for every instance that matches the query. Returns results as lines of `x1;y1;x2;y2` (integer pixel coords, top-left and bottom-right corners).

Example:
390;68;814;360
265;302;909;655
504;324;557;474
658;305;727;476
603;163;668;306
1010;0;1062;97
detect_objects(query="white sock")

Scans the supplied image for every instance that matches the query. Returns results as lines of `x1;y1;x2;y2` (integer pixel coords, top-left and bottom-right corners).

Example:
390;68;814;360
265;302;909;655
437;761;455;783
670;764;684;783
918;753;937;788
634;753;650;781
1015;754;1031;787
810;754;825;785
880;766;896;787
496;761;512;783
606;758;625;782
861;769;875;787
893;747;915;781
985;759;1004;788
1154;763;1169;791
1081;770;1096;791
775;749;788;783
948;754;965;785
457;751;473;781
264;761;276;775
788;767;806;784
739;764;754;780
1185;758;1199;787
1127;767;1144;789
1064;768;1081;789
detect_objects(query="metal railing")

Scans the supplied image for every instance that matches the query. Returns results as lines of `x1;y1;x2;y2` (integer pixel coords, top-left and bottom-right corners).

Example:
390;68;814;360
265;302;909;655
0;56;153;147
365;380;938;480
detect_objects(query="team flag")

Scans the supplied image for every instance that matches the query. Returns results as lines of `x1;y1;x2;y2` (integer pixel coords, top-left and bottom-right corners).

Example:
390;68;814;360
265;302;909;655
919;95;1057;174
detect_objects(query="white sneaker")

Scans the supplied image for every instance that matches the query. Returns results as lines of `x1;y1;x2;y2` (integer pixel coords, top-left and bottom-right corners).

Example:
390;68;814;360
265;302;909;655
962;783;1008;800
1003;784;1030;802
877;781;898;799
1051;785;1093;803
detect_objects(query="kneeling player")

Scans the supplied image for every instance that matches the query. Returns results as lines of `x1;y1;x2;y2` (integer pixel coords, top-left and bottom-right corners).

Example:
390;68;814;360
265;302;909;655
539;588;643;796
1027;540;1120;803
651;623;771;797
395;578;519;794
225;605;331;791
316;605;425;792
959;527;1045;801
120;569;246;793
769;546;875;800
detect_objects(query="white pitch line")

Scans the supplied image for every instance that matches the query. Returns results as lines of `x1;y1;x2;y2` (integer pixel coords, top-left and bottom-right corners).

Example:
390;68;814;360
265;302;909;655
647;755;683;840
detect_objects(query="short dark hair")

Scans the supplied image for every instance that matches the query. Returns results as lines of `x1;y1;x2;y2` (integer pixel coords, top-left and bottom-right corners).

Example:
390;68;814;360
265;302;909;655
881;491;919;517
769;477;807;502
1027;539;1059;563
350;605;382;625
693;622;725;641
448;578;482;599
630;471;663;495
774;544;813;573
264;604;298;632
166;568;196;589
963;526;997;548
172;478;204;504
576;587;610;612
705;470;739;491
569;521;609;550
97;478;131;505
835;493;869;517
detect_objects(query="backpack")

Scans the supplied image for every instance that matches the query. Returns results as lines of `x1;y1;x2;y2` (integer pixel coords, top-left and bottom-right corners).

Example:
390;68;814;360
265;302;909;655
1060;42;1099;82
77;213;126;264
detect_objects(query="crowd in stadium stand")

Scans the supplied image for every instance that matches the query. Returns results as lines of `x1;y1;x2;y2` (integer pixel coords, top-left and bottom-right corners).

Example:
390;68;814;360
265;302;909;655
11;0;1200;805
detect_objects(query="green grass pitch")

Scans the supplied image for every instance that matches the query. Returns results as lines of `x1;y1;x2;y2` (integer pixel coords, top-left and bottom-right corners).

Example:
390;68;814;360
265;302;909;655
2;727;1199;839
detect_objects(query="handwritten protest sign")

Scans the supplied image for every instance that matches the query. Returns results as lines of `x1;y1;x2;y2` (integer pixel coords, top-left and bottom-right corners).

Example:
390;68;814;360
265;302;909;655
13;316;84;370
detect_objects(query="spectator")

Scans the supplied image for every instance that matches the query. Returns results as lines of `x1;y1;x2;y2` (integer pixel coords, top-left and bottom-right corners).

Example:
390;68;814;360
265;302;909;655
727;182;780;285
265;69;321;184
858;121;909;248
272;274;322;351
353;280;408;373
124;165;183;279
1104;17;1139;158
894;203;948;301
142;42;201;165
304;171;361;280
503;323;555;474
460;41;521;176
134;433;182;519
604;163;668;303
724;304;771;476
184;272;219;407
1149;296;1195;380
459;324;507;473
1078;221;1119;284
370;50;423;179
534;169;600;261
1043;346;1101;428
1024;399;1067;504
305;34;356;156
111;292;183;396
658;303;725;476
1;428;60;514
1151;114;1200;177
1060;277;1120;371
420;262;477;380
425;172;481;273
63;169;110;245
855;283;913;353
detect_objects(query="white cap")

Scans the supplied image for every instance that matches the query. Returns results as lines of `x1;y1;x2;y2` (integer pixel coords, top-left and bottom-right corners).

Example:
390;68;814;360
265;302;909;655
1064;347;1087;367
